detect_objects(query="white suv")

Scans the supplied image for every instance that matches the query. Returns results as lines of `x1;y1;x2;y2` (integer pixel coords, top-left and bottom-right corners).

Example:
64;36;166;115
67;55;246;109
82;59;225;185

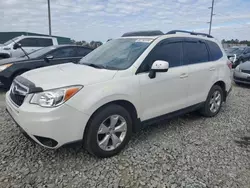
6;30;232;158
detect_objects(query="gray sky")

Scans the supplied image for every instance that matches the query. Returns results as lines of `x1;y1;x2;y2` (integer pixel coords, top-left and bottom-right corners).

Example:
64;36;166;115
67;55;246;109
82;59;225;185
1;0;250;42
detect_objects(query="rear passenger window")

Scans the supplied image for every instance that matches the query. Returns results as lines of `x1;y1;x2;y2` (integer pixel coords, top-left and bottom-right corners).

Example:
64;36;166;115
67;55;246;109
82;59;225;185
36;38;53;47
183;42;209;65
19;38;37;47
206;41;223;61
77;47;92;57
139;42;182;72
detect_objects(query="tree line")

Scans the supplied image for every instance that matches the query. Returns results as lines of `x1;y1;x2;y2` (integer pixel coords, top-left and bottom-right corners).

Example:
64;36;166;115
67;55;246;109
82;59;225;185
222;39;250;46
71;40;103;49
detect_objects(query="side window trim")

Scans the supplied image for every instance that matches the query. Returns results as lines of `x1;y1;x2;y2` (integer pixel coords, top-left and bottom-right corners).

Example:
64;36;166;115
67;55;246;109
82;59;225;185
136;38;185;74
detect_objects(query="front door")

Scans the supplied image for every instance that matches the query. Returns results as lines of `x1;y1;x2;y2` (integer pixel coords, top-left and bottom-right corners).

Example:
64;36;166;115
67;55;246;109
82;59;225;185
137;39;189;121
46;47;78;65
11;38;40;57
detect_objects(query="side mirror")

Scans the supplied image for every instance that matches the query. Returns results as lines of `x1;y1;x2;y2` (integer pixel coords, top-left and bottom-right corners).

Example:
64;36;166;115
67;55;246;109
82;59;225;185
229;55;237;63
44;55;54;62
13;43;21;50
148;60;169;79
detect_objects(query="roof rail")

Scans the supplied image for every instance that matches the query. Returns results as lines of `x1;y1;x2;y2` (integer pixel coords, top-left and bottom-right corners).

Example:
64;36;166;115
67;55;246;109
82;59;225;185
166;30;213;38
122;30;164;37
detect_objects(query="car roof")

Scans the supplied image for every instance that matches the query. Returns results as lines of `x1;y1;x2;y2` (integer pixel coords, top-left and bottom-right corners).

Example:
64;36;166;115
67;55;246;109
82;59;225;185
119;33;219;44
119;30;219;44
52;45;93;49
20;35;56;39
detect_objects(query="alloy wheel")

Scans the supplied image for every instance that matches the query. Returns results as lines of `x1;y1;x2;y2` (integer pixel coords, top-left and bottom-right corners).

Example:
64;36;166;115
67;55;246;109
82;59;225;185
97;115;127;151
209;90;222;113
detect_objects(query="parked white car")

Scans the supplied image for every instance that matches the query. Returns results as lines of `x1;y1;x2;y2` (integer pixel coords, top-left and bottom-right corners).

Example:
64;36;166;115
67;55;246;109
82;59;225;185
6;30;232;158
0;35;58;58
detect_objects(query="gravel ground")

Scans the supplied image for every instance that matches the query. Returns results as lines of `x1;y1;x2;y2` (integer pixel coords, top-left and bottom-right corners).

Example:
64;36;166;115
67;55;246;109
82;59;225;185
0;85;250;188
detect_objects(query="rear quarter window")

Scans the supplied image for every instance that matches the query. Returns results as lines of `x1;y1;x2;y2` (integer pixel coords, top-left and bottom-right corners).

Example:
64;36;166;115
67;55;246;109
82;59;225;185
206;41;223;61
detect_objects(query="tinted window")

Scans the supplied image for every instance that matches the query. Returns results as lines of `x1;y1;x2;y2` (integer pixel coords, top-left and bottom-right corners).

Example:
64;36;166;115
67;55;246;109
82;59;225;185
19;38;37;47
48;47;76;58
139;42;182;72
245;48;250;53
36;38;53;47
183;41;209;65
77;47;92;57
206;41;223;61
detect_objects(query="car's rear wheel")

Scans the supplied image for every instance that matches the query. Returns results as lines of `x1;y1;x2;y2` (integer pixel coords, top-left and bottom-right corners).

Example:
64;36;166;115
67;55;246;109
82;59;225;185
84;104;132;158
200;85;223;117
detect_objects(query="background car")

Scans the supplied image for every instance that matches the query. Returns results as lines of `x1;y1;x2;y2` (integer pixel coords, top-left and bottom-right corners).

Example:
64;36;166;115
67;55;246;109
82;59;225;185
0;35;59;58
0;45;93;88
227;47;250;68
233;61;250;85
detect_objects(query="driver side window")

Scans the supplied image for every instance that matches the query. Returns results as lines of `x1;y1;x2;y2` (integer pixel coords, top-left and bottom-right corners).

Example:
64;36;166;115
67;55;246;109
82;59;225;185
138;41;183;73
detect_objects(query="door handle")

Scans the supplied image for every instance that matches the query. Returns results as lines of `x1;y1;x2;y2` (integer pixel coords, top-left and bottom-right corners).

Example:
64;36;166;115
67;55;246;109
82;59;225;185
209;67;216;71
180;73;188;78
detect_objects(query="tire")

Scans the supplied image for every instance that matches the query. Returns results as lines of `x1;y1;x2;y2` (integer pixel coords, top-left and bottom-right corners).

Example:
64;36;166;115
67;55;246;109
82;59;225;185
200;85;224;117
84;104;132;158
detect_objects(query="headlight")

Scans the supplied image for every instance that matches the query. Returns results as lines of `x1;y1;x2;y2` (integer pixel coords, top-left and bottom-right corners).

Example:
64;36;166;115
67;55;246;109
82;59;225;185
235;65;241;72
30;85;82;107
0;64;12;72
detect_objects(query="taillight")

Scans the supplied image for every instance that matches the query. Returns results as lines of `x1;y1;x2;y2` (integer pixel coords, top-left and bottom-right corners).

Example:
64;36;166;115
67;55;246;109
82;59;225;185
227;60;232;69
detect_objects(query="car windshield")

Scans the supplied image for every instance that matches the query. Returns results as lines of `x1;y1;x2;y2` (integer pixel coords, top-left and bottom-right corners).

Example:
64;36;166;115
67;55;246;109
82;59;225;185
3;37;20;46
233;48;245;55
79;38;152;70
23;46;57;58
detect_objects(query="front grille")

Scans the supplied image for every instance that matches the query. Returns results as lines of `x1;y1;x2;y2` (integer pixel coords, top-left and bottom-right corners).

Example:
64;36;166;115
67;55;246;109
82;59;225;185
10;92;25;106
241;69;250;74
9;81;29;107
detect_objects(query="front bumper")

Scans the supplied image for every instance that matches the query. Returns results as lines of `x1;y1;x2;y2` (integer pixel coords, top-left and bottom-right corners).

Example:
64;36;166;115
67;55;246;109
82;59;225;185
233;71;250;84
5;92;90;149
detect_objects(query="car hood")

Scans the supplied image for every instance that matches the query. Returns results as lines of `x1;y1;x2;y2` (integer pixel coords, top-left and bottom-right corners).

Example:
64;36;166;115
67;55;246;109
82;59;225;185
0;56;28;65
227;52;235;57
239;61;250;70
22;63;118;90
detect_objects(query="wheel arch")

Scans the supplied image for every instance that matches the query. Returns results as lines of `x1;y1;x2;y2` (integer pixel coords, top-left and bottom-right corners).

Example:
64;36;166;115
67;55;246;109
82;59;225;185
213;80;227;101
83;99;140;139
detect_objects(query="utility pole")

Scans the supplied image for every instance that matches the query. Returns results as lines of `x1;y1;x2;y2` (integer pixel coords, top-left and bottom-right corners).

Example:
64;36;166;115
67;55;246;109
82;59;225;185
47;0;52;36
208;0;215;35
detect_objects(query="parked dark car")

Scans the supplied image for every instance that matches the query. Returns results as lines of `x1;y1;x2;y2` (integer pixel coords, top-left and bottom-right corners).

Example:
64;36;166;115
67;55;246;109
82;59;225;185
227;47;250;68
0;45;93;88
233;61;250;85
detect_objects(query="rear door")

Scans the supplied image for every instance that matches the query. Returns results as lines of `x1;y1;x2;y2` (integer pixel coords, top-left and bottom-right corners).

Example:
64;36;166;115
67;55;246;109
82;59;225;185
183;38;218;106
46;46;78;65
137;38;190;121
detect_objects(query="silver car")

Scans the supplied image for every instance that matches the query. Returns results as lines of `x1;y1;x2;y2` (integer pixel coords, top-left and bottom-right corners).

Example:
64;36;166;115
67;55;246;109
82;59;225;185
233;61;250;84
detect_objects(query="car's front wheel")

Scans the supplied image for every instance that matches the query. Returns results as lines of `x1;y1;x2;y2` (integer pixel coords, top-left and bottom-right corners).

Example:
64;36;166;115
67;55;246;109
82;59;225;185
84;104;132;158
200;85;223;117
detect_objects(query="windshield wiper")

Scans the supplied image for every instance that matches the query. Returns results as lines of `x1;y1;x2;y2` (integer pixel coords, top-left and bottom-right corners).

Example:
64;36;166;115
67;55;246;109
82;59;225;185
83;63;105;69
